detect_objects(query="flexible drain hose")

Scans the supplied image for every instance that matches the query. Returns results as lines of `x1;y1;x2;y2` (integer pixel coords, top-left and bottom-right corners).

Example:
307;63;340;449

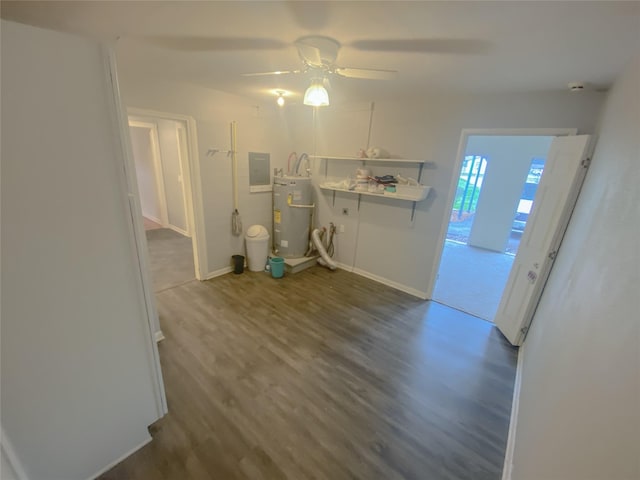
287;151;297;175
312;228;337;270
293;152;310;176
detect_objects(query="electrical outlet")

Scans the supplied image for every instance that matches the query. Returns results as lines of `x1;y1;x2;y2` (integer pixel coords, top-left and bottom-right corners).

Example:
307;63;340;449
342;208;349;215
339;224;345;233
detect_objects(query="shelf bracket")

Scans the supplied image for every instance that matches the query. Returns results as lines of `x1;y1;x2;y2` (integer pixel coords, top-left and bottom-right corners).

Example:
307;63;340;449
417;163;425;183
332;190;336;207
410;201;417;222
357;194;362;211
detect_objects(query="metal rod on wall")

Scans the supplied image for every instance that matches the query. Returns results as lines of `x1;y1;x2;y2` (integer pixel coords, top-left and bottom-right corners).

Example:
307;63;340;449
230;121;242;236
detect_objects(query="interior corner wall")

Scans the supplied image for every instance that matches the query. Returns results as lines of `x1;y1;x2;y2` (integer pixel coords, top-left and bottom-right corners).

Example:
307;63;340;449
155;118;188;233
130;125;163;222
117;74;293;275
283;91;605;296
1;20;161;480
509;55;640;480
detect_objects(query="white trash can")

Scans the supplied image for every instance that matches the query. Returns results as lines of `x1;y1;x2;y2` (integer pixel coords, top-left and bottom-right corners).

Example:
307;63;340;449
245;225;270;272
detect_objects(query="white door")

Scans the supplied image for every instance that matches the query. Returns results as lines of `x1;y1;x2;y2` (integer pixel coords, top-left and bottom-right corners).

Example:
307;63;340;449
495;135;592;345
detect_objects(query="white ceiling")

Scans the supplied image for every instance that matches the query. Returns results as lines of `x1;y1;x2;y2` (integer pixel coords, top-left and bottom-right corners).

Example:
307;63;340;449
3;1;639;104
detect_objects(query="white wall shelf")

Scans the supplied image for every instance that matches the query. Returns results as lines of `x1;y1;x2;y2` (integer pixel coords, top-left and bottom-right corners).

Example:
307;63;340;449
319;184;432;202
311;155;426;164
314;153;433;222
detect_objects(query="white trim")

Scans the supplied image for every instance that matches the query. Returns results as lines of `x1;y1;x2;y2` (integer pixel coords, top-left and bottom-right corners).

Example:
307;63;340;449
426;127;579;298
501;345;524;480
334;260;354;272
250;184;273;193
175;124;192;237
128;107;207;281
85;436;152;480
202;266;234;280
1;427;29;480
335;261;428;299
104;47;168;416
154;330;165;343
167;223;189;237
143;214;163;226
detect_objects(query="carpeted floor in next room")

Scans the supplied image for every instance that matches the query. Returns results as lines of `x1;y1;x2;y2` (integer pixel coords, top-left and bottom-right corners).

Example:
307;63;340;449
433;240;515;322
145;228;195;293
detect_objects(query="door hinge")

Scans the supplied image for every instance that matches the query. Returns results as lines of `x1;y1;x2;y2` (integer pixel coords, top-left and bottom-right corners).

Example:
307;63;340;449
520;325;529;339
548;250;558;260
581;157;591;168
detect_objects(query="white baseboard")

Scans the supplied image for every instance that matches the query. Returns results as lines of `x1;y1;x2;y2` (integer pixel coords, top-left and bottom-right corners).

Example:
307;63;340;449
202;266;233;280
167;224;190;238
501;345;524;480
204;260;428;302
154;330;165;343
87;436;151;480
142;213;162;225
1;427;28;480
334;261;354;271
337;263;428;300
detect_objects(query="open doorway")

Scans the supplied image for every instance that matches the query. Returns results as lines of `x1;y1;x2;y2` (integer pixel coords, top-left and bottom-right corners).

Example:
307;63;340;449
128;113;198;298
432;133;563;321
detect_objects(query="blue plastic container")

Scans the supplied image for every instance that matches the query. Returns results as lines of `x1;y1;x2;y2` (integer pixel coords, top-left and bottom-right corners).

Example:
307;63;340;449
269;257;285;279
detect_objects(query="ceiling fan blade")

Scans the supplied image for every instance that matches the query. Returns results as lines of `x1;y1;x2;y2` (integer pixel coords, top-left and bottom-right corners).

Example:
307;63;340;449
241;70;301;77
349;38;490;55
137;35;289;51
335;67;397;80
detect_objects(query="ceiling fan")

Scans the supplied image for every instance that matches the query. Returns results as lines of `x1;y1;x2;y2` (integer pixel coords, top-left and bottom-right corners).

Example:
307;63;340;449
137;33;489;105
241;35;398;81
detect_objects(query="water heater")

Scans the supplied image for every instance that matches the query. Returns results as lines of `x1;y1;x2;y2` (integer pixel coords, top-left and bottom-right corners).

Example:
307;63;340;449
273;176;313;258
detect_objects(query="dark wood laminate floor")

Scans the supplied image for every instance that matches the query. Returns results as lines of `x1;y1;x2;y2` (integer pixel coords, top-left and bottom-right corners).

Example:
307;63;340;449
100;267;517;480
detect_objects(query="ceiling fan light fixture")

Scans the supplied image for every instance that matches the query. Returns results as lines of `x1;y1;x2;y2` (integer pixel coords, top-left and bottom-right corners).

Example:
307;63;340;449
303;78;329;107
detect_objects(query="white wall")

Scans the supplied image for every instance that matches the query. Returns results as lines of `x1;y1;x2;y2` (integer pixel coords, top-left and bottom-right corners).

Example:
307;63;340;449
285;92;605;296
1;445;18;480
1;20;162;480
509;55;640;480
156;118;188;233
130;125;163;222
467;135;553;252
118;73;292;276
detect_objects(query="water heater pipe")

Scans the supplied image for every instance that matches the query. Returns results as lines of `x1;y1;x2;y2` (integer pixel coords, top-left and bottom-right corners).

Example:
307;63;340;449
312;228;337;270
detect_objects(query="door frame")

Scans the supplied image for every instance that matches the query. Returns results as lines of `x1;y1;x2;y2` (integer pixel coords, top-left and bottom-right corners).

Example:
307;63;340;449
426;128;577;300
175;124;192;237
104;48;167;417
128;119;169;227
128;107;207;281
